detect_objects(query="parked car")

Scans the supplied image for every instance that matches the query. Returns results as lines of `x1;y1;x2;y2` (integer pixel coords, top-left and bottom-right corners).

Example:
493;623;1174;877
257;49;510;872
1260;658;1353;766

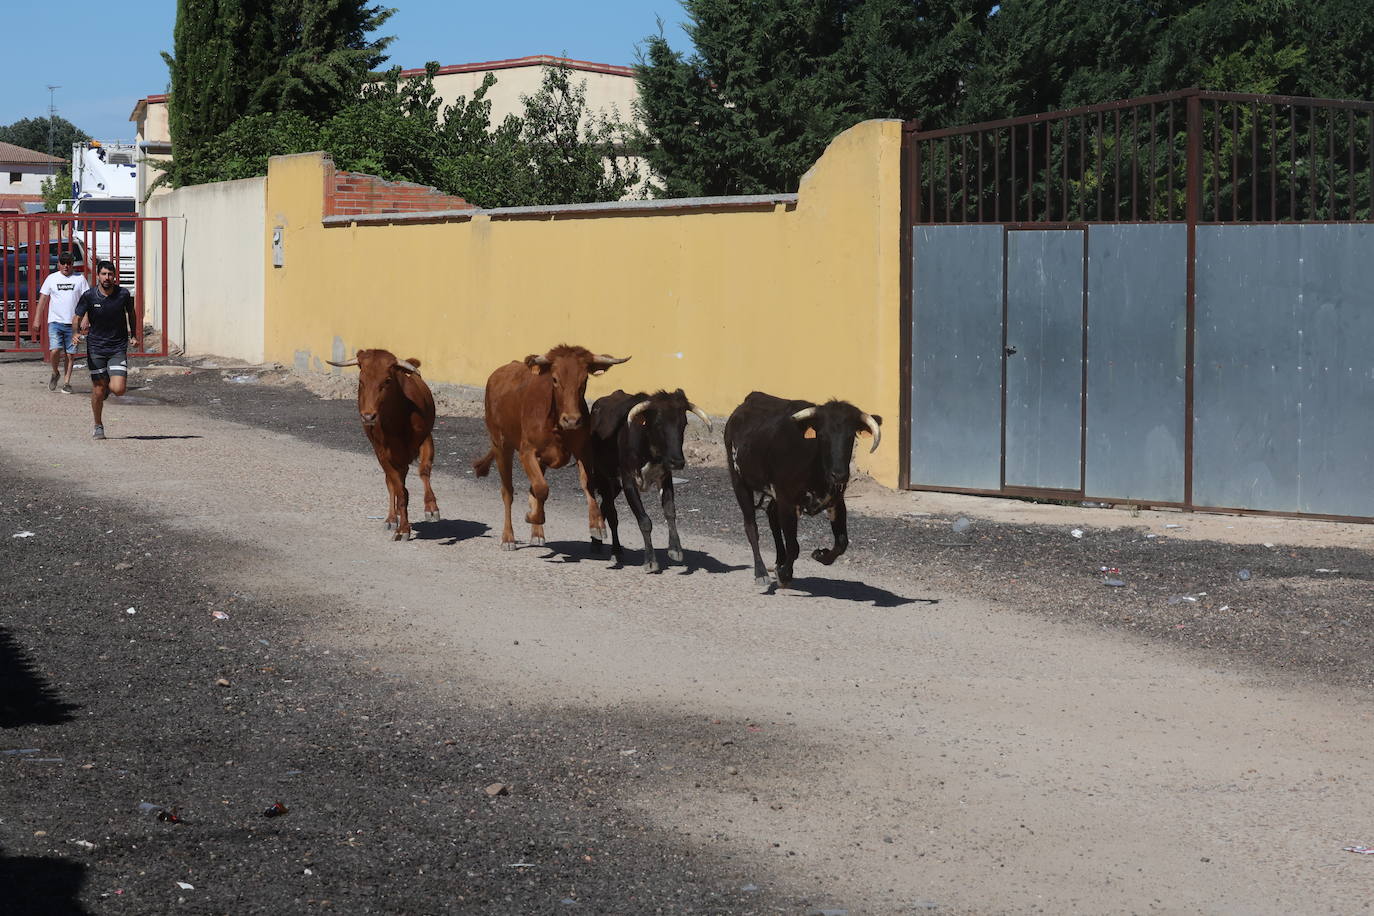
0;239;87;336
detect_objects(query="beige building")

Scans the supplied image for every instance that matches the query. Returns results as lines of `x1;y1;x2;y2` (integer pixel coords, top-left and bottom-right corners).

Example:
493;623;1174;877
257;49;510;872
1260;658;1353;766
129;54;642;203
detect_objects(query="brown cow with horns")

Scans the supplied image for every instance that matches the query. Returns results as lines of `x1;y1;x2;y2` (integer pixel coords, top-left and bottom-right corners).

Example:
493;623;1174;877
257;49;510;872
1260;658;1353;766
473;344;630;550
327;349;440;540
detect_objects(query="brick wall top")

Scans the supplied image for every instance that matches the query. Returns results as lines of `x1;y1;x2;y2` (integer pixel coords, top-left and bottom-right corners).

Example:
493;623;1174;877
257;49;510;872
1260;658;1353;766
321;158;476;220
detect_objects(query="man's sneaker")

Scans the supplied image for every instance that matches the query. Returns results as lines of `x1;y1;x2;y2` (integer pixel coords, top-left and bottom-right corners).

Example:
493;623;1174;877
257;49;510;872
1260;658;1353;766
92;425;105;440
61;383;72;394
49;366;59;391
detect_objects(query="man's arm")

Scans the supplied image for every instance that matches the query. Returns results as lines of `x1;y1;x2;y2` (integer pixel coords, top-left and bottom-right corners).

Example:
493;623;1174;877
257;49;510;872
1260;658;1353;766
32;294;49;341
125;294;138;342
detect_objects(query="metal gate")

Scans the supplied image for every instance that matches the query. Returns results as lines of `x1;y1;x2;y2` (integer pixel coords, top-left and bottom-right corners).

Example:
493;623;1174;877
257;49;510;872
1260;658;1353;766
902;89;1374;521
1;213;169;358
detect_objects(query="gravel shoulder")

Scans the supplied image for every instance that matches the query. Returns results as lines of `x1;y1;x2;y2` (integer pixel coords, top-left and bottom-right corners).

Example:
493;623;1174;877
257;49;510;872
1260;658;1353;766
3;357;1374;914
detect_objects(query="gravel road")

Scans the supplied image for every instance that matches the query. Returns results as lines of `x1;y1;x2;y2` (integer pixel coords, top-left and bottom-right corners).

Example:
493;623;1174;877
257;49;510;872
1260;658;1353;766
4;357;1374;915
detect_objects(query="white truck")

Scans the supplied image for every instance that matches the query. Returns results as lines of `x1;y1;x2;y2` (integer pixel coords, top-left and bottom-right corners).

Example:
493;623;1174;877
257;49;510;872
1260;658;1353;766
64;141;140;293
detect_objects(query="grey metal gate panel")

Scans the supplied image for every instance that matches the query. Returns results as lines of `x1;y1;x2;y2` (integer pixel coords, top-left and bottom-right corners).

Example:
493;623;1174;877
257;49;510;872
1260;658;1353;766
1084;224;1187;503
1194;225;1374;516
1004;230;1083;490
910;226;1004;490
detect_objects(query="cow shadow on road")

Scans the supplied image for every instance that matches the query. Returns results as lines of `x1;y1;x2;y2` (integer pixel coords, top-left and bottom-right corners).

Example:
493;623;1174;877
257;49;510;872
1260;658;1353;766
413;518;490;545
536;542;746;575
775;576;936;608
122;435;205;441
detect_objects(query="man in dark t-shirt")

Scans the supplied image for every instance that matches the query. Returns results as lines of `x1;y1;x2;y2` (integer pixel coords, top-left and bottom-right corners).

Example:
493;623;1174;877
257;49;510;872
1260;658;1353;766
73;260;138;440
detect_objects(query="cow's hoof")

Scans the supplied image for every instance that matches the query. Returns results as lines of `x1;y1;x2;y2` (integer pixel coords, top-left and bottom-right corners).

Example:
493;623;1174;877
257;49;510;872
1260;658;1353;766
667;546;684;563
754;575;771;591
425;510;440;523
590;540;603;556
405;529;417;541
500;540;517;551
384;520;397;531
530;536;546;547
812;548;836;565
391;529;403;542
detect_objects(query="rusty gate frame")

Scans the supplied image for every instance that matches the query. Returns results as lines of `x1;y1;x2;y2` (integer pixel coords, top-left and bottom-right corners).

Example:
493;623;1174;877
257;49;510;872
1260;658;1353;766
900;87;1374;523
1;212;169;359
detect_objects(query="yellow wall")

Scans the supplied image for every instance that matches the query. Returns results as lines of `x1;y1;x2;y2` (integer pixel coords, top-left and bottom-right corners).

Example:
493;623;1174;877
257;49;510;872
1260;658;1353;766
263;120;904;484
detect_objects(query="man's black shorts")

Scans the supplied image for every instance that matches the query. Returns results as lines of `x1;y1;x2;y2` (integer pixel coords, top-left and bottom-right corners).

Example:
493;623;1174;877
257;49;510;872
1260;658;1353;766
88;349;128;380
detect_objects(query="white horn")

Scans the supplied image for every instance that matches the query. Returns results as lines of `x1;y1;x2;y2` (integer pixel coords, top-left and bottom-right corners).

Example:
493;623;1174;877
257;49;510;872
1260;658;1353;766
861;413;882;453
592;354;631;366
396;360;418;373
530;354;551;367
325;358;359;368
791;407;817;423
689;405;713;431
626;399;653;425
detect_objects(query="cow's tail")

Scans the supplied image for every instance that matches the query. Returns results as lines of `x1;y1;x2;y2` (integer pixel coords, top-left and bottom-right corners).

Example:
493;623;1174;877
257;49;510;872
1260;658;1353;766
472;447;497;478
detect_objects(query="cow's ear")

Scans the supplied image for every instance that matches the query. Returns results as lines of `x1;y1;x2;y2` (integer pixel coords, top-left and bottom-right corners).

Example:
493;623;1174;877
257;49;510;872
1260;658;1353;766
803;426;818;440
525;354;549;374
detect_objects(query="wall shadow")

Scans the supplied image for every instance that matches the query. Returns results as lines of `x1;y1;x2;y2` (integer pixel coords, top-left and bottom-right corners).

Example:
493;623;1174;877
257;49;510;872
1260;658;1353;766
777;576;936;608
0;628;79;728
0;847;90;915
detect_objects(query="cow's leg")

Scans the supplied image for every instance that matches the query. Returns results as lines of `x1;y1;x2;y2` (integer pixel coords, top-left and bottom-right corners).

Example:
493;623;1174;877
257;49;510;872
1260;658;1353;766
599;478;623;563
773;499;801;587
519;450;550;546
418;434;439;523
661;477;684;563
812;497;849;565
622;474;658;573
385;464;412;541
496;446;518;550
578;459;607;550
729;465;769;590
765;500;787;575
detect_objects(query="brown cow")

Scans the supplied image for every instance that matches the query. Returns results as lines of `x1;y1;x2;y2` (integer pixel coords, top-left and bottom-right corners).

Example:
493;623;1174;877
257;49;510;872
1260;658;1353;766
473;344;629;550
327;349;440;540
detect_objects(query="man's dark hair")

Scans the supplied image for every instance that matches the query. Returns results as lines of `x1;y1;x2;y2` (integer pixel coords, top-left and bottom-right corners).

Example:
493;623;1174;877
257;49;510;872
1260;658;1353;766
96;259;115;274
57;252;73;266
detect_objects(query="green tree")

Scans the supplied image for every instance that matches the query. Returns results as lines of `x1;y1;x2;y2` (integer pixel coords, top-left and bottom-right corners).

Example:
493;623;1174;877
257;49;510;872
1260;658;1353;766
161;0;393;187
253;0;395;121
40;168;73;212
635;0;994;196
517;64;641;205
0;116;90;159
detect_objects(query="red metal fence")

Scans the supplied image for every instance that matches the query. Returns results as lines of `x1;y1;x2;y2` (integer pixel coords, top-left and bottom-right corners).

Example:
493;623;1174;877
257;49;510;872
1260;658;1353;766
909;88;1374;225
0;213;168;358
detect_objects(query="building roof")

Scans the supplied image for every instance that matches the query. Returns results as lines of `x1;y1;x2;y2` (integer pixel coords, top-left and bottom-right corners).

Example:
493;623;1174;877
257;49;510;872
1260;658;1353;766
399;54;634;79
128;54;634;122
0;142;64;165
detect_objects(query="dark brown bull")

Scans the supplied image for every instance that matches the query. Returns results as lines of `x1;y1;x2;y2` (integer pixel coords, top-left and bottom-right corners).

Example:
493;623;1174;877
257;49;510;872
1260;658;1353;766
473;344;630;549
326;349;440;540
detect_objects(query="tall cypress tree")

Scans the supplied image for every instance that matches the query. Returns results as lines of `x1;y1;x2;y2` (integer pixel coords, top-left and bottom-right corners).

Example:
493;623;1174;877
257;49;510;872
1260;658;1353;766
161;0;393;187
253;0;394;121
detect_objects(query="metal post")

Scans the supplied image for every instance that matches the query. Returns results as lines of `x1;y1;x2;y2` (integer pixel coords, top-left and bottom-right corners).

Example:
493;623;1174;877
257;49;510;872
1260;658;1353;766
1184;93;1201;510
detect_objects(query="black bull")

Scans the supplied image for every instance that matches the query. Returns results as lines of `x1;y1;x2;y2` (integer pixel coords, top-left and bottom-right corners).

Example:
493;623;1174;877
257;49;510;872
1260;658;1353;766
588;389;711;572
724;392;882;591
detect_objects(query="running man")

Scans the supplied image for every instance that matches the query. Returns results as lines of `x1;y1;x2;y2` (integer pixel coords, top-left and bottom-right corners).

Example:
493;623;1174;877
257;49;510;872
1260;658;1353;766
34;252;90;392
73;260;138;440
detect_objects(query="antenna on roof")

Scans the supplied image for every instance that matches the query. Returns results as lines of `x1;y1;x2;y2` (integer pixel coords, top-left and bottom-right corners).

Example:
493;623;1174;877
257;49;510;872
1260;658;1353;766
46;85;61;158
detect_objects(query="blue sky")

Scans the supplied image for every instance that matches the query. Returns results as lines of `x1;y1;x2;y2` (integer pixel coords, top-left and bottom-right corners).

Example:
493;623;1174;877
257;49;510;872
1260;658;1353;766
2;0;692;145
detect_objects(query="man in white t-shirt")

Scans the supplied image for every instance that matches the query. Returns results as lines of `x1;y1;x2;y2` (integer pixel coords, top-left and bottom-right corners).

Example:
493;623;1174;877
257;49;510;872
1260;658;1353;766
35;252;91;393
